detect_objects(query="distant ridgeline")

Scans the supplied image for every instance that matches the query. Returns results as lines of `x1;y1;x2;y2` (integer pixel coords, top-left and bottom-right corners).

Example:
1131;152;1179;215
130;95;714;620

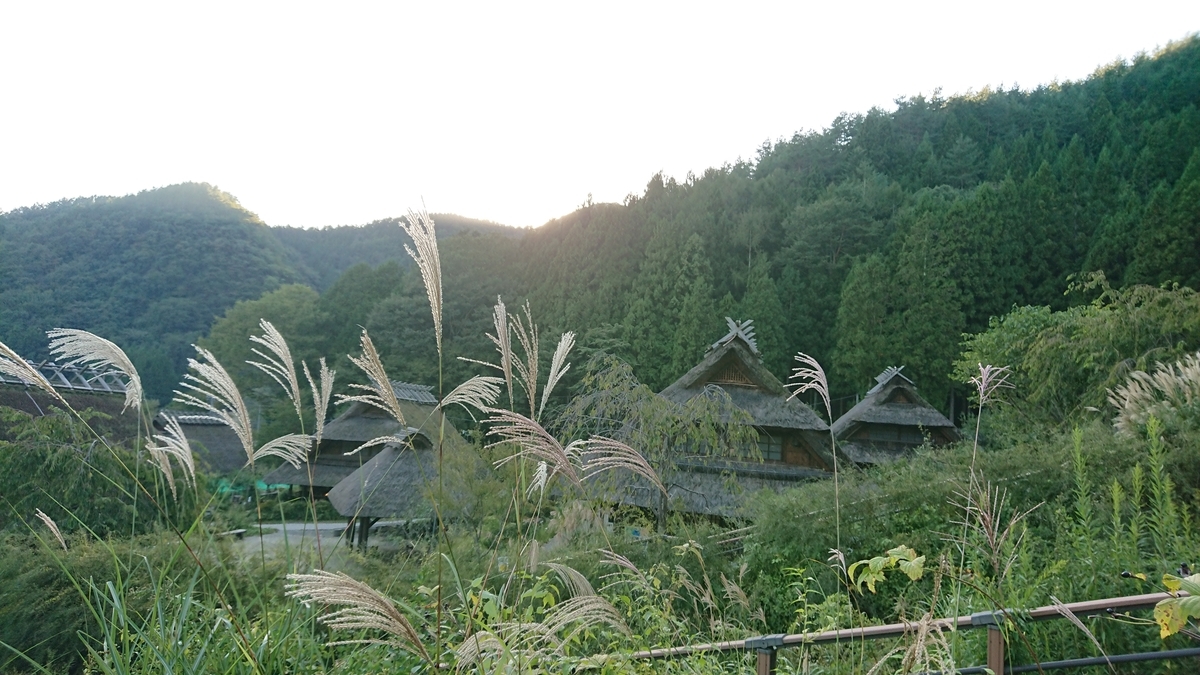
2;36;1199;411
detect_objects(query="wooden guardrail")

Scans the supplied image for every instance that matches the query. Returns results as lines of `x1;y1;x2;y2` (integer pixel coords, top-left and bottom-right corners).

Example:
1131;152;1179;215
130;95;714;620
626;591;1191;675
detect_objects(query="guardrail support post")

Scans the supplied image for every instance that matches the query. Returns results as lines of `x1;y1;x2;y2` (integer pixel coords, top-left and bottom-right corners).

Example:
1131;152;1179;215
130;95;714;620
971;611;1004;675
987;624;1004;675
745;635;784;675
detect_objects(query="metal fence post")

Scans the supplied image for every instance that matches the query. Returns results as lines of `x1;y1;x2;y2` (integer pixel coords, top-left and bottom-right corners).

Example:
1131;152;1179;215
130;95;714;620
971;611;1004;674
745;635;785;675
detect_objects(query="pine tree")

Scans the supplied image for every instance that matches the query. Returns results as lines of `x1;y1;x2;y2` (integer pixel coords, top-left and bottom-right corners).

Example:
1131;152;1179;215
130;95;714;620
671;236;720;378
739;255;788;376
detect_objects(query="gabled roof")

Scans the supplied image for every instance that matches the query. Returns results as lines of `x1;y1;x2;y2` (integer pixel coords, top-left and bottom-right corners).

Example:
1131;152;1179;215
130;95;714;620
660;318;828;432
831;366;957;438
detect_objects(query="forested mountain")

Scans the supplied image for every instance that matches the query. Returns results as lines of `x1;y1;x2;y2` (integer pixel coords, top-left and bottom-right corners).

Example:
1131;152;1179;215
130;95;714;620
0;184;301;400
320;36;1200;416
4;36;1199;414
274;214;518;290
0;184;518;400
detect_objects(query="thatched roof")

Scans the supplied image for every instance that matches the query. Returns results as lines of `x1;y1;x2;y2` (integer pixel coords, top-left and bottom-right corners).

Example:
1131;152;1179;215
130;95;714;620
326;446;438;519
264;381;469;500
659;319;828;432
156;411;246;475
603;461;826;518
831;367;957;437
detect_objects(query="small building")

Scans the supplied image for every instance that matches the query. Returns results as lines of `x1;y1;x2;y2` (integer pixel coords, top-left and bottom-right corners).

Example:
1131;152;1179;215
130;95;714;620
648;319;836;517
263;381;469;547
831;366;960;464
0;360;139;441
154;411;246;475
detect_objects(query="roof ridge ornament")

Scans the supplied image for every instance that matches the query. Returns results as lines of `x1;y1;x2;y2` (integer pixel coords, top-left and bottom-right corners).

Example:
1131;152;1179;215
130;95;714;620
867;365;911;394
711;317;759;356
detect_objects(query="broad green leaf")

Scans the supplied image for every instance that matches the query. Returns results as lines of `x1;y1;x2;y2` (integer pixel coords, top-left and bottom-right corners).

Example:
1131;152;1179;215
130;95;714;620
868;556;888;573
898;555;926;581
1133;572;1148;581
1178;595;1200;619
886;545;918;562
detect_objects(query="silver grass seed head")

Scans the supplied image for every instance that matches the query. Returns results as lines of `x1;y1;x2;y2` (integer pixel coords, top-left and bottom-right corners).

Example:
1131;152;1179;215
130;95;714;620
441;375;503;421
971;363;1013;407
337;330;406;426
285;570;430;662
248;319;303;424
34;509;67;551
254;433;312;468
47;328;143;411
146;413;196;500
399;209;443;355
174;346;256;467
788;352;831;421
580;436;665;495
539;331;576;420
303;358;335;445
1;339;67;406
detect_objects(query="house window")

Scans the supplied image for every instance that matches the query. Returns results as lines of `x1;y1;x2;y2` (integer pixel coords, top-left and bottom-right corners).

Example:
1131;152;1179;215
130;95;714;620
756;434;783;461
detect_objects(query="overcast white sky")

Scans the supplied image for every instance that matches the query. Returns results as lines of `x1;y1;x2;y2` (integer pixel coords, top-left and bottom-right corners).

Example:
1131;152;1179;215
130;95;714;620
1;2;1197;228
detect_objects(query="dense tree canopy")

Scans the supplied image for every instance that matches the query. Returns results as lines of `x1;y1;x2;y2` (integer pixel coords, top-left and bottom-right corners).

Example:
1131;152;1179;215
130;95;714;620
4;37;1200;416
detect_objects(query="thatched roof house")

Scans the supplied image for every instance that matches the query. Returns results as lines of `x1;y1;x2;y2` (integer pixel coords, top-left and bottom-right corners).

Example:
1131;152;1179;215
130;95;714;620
831;367;959;464
263;382;462;492
154;411;245;475
646;319;835;516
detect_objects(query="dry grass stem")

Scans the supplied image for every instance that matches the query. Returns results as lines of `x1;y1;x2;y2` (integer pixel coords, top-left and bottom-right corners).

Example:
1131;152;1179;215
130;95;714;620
580;436;666;495
146;413;196;499
598;549;650;587
303;358;335;444
0;339;67;405
527;460;549;500
47;328;143;411
543;562;595;598
441;375;503;420
337;330;406;425
1108;351;1200;435
542;594;630;642
510;302;540;416
786;351;831;420
248;320;303;423
285;570;430;662
399;209;443;354
971;363;1013;406
175;346;256;466
454;631;507;671
491;297;514;405
487;409;583;488
949;482;1039;584
34;509;67;551
344;434;413;456
539;331;575;420
1051;595;1113;671
254;433;312;468
719;572;750;611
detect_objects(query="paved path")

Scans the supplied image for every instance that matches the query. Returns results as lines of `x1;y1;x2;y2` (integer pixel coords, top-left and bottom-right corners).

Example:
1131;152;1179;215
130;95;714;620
235;520;409;559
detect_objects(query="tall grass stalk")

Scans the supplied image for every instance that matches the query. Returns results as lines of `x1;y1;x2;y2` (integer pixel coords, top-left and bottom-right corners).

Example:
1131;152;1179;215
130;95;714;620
4;333;265;670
